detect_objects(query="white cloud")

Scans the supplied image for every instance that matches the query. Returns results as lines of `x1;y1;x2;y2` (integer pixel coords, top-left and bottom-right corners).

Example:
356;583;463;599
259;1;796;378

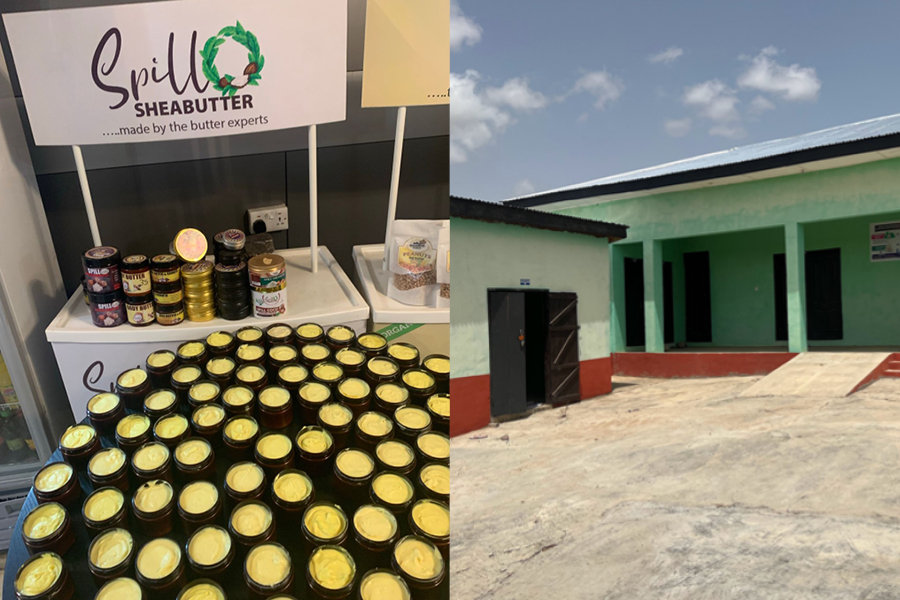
737;47;820;101
450;70;549;163
513;179;536;196
749;95;776;114
664;117;691;137
709;124;746;139
450;1;482;52
572;71;625;109
649;46;684;64
683;80;740;123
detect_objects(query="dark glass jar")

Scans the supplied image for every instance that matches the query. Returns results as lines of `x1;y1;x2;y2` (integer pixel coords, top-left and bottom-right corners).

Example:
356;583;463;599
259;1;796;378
364;357;401;390
222;416;260;462
131;441;173;485
176;340;208;366
386;343;420;371
265;323;294;348
235;363;268;394
153;281;184;306
115;368;151;411
421;355;449;395
400;369;437;406
302;501;349;549
355;333;388;359
258;385;293;429
229;500;276;556
305;545;355;600
33;462;80;507
357;569;410;600
115;414;152;457
87;528;134;589
125;292;155;326
135;538;186;600
324;325;356;352
153;413;191;449
268;344;299;372
178;480;222;536
132;479;176;537
205;331;236;357
22;502;75;557
425;394;450;434
190;404;226;446
333;448;376;505
235;326;264;346
58;424;100;470
86;392;125;435
370;472;416;516
374;439;417;476
243;543;294;600
277;363;309;394
393;406;432;445
334;347;366;378
372;383;410;416
298;382;332;424
235;343;266;366
156;300;186;326
88;447;130;492
151;253;182;284
82;487;127;538
295;426;336;477
146;350;177;389
409;499;450;560
174;437;216;483
317;403;354;451
185;528;234;582
271;469;315;528
350;506;399;567
294;322;325;348
143;389;178;423
223;462;267;510
301;343;332;368
312;361;344;390
177;578;228;599
391;536;446;596
254;432;295;481
13;552;74;600
222;385;256;419
170;364;203;406
415;432;450;466
205;356;237;387
188;380;222;411
355;412;395;454
416;463;450;504
88;291;126;328
336;378;372;418
95;578;144;600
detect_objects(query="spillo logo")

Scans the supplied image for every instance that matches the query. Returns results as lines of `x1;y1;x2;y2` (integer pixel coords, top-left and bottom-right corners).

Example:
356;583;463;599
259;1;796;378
200;21;266;96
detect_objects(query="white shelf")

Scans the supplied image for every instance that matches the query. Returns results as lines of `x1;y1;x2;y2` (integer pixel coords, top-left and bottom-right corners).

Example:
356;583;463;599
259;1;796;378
47;246;369;344
352;244;448;324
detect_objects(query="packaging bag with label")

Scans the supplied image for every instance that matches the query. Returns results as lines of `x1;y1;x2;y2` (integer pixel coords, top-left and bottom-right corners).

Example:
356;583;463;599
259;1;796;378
435;220;449;308
387;219;441;306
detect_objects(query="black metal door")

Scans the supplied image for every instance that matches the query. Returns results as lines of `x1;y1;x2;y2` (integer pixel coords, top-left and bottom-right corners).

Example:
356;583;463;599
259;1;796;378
684;251;713;343
488;291;528;417
773;249;843;342
774;254;787;341
544;292;581;405
664;262;674;345
624;258;645;347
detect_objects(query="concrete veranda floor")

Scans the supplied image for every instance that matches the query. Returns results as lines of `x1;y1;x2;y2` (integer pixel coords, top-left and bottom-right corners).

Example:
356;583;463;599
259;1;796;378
451;375;900;599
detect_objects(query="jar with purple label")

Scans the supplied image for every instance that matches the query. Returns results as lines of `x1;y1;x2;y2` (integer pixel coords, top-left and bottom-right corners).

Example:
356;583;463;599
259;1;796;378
82;246;121;294
89;291;126;328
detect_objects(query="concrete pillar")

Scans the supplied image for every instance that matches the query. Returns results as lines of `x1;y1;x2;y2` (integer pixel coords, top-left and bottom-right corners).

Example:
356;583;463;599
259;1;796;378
785;222;808;353
610;244;626;353
643;239;665;353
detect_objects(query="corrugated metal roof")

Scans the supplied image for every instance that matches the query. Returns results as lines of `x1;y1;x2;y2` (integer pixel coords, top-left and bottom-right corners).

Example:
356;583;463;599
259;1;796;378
509;112;900;204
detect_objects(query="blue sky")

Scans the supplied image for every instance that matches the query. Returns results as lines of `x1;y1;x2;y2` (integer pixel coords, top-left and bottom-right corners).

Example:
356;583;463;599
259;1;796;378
450;1;900;202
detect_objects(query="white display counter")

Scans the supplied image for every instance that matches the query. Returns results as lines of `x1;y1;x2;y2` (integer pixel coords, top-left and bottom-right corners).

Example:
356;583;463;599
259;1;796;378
47;246;369;418
352;244;448;357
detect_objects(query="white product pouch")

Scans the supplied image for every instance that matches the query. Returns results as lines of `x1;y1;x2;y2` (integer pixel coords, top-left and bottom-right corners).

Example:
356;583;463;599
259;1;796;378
435;220;450;308
387;219;441;306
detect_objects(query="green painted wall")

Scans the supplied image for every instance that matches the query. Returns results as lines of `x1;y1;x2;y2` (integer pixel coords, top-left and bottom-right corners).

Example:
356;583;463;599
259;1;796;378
450;218;610;379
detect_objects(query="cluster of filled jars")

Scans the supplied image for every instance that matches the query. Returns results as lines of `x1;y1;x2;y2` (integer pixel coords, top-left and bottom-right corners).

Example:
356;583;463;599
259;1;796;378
14;322;450;600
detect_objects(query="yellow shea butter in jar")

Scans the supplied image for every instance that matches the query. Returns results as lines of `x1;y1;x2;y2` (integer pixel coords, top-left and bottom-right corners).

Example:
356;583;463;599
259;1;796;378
237;328;262;342
328;326;354;341
236;344;264;361
175;439;211;466
395;407;431;430
376;441;415;469
237;365;266;383
188;526;231;566
336;348;365;366
90;528;133;569
300;382;331;404
304;504;346;540
388;345;417;361
368;358;397;377
424;357;450;374
146;351;175;368
136;538;181;580
117;368;148;388
223;386;253;407
87;392;119;415
336;449;374;479
272;471;311;503
269;346;297;362
256;433;292;460
84;488;124;522
189;382;219;402
394;537;443;580
60;424;95;449
420;464;450;495
357;334;386;350
279;364;308;383
206;332;232;347
308;546;354;590
116;414;150;439
297;428;333;454
338;378;369;399
224;417;258;441
133;480;173;514
155;414;188;439
144;389;176;411
353;505;396;543
427;394;450;417
96;578;141;600
313;363;342;382
358;412;393;437
360;570;409;600
412;500;450;538
259;386;290;408
23;503;66;540
372;473;413;505
181;582;225;600
376;384;407;405
245;543;290;587
402;371;434;390
302;344;330;361
179;342;205;358
206;357;235;375
15;553;62;596
172;365;202;383
318;404;352;427
193;404;225;427
132;442;169;472
417;433;450;460
89;448;126;477
179;480;219;515
231;502;272;537
297;323;323;338
34;463;73;493
225;462;264;493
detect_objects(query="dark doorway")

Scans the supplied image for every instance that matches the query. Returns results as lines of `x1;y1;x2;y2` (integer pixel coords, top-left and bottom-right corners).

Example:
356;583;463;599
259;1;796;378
488;290;527;418
623;257;674;347
774;248;843;342
684;251;712;343
524;292;548;405
545;292;581;405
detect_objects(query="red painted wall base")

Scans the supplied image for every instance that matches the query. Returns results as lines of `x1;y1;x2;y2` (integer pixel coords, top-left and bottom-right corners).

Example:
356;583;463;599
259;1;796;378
580;356;613;400
613;352;796;378
851;352;900;393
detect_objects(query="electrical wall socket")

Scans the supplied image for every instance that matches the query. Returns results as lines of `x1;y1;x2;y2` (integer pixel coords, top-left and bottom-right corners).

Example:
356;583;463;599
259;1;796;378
246;205;288;233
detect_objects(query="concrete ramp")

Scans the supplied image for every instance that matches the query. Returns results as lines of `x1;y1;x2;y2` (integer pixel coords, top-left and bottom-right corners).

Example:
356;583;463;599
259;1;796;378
739;352;891;398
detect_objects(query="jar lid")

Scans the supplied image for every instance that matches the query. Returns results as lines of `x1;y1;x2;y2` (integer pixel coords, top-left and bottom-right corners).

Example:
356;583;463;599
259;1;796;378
156;300;185;314
222;229;246;250
248;254;285;274
121;254;149;270
182;261;214;277
173;228;208;263
125;292;153;304
83;246;120;268
89;290;124;304
215;258;247;272
153;279;183;292
151;254;181;269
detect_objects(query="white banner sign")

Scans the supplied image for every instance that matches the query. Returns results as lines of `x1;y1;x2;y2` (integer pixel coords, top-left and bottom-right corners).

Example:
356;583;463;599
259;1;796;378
870;220;900;262
3;0;347;146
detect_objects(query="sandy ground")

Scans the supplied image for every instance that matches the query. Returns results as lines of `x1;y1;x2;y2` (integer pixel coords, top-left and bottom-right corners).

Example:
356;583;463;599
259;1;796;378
451;376;900;599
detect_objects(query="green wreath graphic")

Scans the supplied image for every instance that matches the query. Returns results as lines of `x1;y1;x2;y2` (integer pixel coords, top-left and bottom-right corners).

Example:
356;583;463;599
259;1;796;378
199;21;265;96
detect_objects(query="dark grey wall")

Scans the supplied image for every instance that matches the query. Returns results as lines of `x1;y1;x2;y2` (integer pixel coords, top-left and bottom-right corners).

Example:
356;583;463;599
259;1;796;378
42;135;448;295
